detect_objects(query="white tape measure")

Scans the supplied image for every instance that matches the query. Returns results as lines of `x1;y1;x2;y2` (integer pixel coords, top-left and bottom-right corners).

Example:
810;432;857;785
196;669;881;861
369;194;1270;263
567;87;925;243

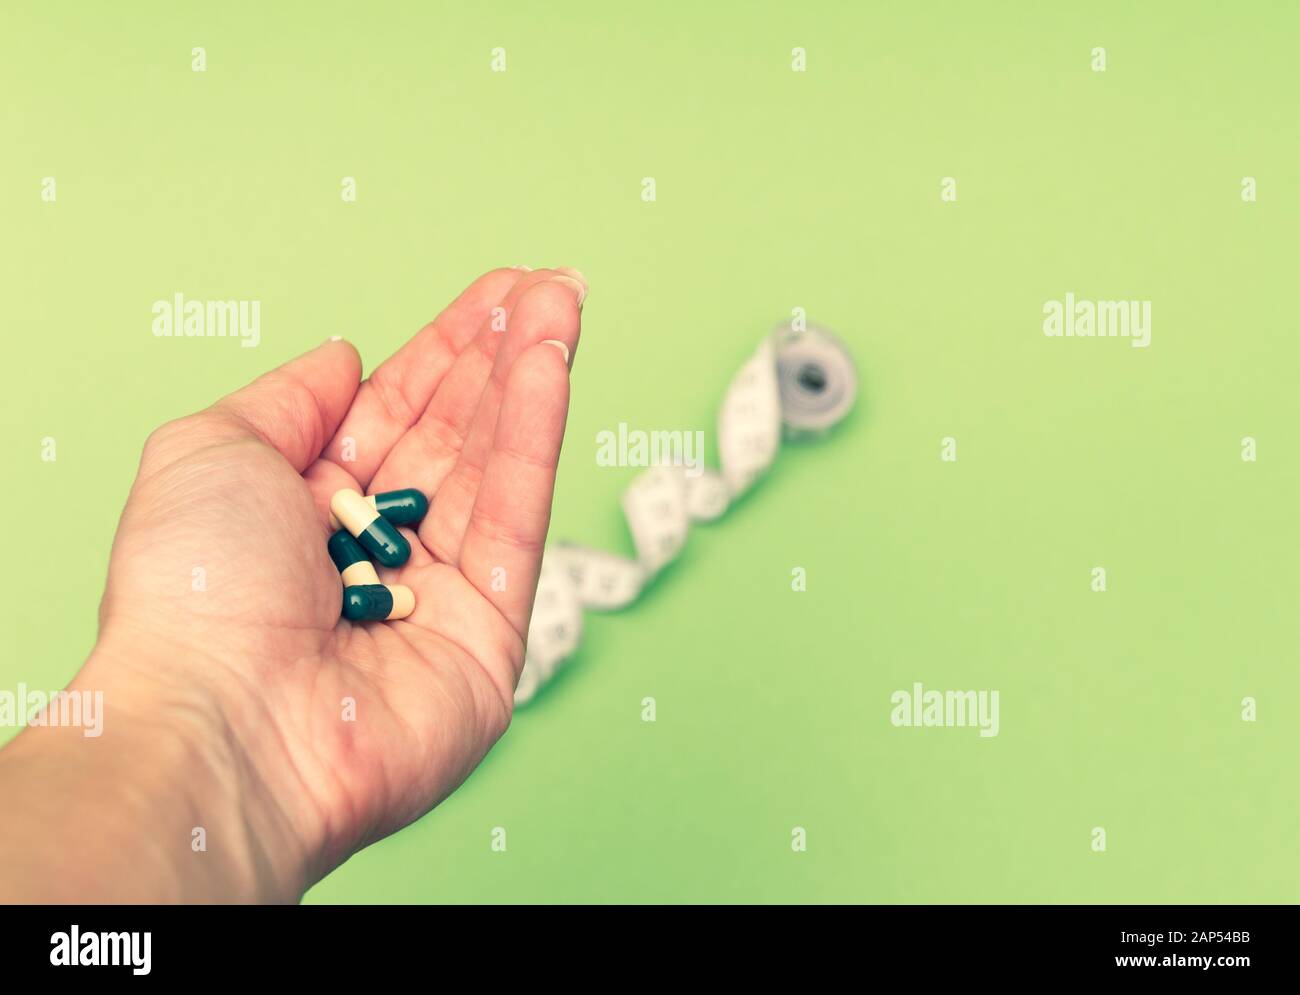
517;320;857;704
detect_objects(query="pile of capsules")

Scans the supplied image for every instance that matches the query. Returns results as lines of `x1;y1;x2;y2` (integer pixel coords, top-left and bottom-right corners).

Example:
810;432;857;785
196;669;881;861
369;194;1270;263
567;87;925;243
327;487;427;622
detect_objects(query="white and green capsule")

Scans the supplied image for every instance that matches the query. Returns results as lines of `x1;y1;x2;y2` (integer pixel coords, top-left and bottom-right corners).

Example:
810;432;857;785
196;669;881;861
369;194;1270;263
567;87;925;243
328;488;429;530
342;584;416;621
330;488;411;567
327;529;381;586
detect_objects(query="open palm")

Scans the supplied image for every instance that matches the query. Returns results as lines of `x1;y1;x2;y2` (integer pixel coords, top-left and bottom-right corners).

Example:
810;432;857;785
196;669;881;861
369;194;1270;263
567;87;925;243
92;267;584;878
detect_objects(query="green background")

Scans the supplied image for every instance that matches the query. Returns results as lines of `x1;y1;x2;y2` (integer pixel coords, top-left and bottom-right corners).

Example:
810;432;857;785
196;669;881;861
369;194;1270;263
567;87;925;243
3;1;1297;902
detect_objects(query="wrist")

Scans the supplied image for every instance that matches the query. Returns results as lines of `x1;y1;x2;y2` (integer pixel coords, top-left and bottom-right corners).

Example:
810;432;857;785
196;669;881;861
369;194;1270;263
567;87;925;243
8;630;319;902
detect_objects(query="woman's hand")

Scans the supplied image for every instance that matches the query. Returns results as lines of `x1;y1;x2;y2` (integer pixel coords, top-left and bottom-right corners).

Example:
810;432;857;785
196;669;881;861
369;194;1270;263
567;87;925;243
0;266;584;902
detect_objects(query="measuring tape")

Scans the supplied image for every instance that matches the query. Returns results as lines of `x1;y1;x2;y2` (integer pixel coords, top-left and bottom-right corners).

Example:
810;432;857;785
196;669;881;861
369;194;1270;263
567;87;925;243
516;320;858;704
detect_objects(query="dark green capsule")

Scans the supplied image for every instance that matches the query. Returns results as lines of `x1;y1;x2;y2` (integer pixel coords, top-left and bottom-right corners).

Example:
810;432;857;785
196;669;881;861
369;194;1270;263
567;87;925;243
358;516;410;567
373;489;429;526
342;584;394;621
327;529;368;572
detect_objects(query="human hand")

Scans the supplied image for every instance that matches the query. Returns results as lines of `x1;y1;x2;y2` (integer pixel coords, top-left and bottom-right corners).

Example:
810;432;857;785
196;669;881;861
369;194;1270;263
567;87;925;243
7;266;584;902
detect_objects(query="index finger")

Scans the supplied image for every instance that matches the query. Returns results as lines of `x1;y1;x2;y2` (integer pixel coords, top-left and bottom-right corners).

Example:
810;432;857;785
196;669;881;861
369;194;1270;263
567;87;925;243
316;267;527;487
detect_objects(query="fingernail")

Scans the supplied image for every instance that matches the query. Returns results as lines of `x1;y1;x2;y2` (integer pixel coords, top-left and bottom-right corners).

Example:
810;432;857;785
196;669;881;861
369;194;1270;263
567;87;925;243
554;267;587;300
512;265;533;272
547;274;587;307
328;335;344;342
541;339;571;365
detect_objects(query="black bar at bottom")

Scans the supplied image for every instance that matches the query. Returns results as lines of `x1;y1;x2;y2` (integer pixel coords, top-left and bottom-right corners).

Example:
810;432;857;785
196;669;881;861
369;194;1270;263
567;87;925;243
0;904;1282;981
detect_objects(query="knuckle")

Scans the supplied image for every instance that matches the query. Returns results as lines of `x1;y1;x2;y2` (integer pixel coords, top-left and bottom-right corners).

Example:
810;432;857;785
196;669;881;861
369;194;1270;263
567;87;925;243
368;368;419;427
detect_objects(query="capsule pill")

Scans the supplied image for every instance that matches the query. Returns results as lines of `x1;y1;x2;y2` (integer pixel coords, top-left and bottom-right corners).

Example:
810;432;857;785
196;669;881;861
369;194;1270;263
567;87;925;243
329;488;429;530
327;529;381;587
342;584;416;621
330;488;411;567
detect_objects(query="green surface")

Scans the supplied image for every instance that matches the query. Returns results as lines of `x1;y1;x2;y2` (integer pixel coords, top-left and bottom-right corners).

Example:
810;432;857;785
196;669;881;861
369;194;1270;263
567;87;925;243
2;1;1297;903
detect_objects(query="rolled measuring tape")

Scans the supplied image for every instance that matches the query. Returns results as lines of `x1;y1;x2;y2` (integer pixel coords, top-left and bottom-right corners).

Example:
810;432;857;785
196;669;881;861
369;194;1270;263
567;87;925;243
516;320;857;704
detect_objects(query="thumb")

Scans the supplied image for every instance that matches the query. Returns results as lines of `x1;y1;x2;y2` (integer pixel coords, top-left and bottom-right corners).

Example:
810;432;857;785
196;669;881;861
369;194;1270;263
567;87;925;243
185;338;363;472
